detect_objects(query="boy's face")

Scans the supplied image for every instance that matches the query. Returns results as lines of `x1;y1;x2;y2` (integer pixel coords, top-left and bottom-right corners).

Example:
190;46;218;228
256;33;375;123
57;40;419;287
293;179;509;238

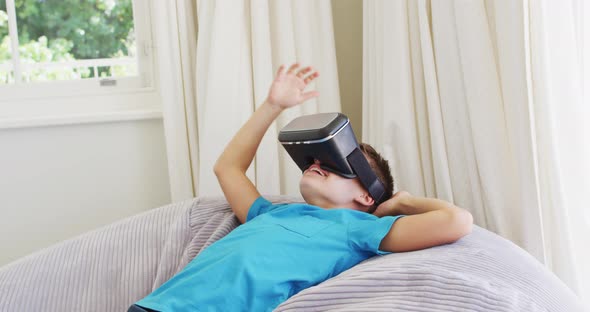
299;159;374;211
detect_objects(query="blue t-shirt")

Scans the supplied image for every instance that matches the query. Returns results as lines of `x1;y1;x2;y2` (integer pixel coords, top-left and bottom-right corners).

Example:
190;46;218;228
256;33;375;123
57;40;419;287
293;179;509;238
135;197;404;312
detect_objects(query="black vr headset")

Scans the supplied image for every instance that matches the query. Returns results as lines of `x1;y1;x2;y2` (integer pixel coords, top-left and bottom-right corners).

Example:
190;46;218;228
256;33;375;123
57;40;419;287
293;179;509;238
278;112;387;206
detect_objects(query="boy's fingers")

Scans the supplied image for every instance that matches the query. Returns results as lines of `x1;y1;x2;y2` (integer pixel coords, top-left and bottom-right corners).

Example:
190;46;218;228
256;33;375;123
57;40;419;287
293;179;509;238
276;64;285;76
296;67;312;78
301;90;320;102
303;72;319;84
286;63;300;75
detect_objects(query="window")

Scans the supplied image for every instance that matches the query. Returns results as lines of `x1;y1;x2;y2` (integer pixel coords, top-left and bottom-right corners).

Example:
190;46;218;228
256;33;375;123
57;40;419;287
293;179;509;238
0;4;10;83
0;0;158;128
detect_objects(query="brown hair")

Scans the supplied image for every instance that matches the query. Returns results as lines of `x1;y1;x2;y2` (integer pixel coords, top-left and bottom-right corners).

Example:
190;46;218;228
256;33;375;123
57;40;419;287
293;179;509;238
359;143;394;214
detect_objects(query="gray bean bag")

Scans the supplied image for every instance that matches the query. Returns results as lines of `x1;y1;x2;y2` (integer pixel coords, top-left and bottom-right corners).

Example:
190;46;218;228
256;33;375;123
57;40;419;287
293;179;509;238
0;196;586;311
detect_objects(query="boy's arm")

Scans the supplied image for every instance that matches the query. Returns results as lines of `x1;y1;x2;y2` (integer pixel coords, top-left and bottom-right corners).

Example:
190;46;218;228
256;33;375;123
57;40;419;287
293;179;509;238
374;191;473;252
214;63;319;224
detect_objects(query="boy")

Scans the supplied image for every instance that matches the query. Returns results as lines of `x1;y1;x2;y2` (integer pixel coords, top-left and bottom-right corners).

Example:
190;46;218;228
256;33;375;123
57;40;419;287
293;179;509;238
130;63;473;312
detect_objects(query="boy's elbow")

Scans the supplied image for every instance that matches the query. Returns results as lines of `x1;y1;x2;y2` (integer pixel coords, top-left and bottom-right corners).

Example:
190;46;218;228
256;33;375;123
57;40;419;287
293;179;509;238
214;162;246;177
450;209;473;239
214;158;246;175
213;162;221;175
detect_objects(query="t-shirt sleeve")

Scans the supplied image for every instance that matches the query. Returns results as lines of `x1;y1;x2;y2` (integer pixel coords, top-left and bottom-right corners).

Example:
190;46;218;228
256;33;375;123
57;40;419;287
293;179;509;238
246;196;281;222
347;215;405;255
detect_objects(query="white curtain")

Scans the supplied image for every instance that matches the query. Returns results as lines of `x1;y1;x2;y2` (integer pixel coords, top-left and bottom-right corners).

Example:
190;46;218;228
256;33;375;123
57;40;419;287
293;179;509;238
159;0;341;199
363;0;590;302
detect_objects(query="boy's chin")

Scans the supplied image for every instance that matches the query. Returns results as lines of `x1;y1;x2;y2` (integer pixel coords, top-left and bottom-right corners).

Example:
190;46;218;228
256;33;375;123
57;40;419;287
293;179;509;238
299;182;320;204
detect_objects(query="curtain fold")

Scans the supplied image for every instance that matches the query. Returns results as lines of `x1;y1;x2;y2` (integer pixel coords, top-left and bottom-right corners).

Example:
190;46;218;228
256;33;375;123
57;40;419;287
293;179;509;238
364;0;589;302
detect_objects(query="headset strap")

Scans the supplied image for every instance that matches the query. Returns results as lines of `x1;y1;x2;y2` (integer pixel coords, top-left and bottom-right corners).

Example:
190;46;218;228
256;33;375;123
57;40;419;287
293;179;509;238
346;148;387;206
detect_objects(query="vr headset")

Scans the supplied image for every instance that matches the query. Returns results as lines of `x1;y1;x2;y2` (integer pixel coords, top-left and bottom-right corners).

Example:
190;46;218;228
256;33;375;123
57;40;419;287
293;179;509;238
278;112;387;206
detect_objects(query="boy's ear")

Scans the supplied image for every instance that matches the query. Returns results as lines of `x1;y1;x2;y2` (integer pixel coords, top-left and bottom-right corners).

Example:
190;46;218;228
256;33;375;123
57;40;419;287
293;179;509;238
353;193;375;208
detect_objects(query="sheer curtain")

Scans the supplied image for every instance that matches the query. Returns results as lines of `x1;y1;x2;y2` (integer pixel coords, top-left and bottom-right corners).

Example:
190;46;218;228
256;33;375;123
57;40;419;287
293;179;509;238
157;0;341;201
529;0;590;301
363;0;589;302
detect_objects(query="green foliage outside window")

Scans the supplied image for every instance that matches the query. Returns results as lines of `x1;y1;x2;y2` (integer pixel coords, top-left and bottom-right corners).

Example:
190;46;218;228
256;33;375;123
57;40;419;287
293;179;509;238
0;0;135;82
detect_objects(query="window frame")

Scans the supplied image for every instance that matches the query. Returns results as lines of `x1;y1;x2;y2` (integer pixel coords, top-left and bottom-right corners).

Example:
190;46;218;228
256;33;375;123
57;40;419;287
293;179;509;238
0;0;160;129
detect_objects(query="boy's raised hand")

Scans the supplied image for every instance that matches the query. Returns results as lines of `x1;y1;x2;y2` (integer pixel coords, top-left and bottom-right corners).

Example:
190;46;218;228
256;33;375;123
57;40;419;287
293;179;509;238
266;63;320;110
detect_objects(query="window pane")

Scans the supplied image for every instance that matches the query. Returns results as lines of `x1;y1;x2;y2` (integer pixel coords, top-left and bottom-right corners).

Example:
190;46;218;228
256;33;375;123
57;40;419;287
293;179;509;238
14;0;137;82
0;0;14;84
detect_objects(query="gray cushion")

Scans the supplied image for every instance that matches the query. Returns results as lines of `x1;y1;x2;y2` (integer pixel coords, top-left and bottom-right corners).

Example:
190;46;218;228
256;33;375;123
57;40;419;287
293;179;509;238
0;196;586;311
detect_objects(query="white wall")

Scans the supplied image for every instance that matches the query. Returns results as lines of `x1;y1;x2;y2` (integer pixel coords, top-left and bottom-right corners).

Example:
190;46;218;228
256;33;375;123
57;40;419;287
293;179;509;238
0;119;171;266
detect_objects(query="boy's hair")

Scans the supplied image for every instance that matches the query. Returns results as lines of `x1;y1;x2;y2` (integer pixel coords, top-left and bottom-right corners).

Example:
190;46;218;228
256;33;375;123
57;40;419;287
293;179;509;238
359;143;394;214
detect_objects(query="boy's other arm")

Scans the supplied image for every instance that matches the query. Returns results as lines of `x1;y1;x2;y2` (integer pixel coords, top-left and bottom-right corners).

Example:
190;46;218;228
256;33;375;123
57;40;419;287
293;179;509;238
214;63;319;224
375;191;473;253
